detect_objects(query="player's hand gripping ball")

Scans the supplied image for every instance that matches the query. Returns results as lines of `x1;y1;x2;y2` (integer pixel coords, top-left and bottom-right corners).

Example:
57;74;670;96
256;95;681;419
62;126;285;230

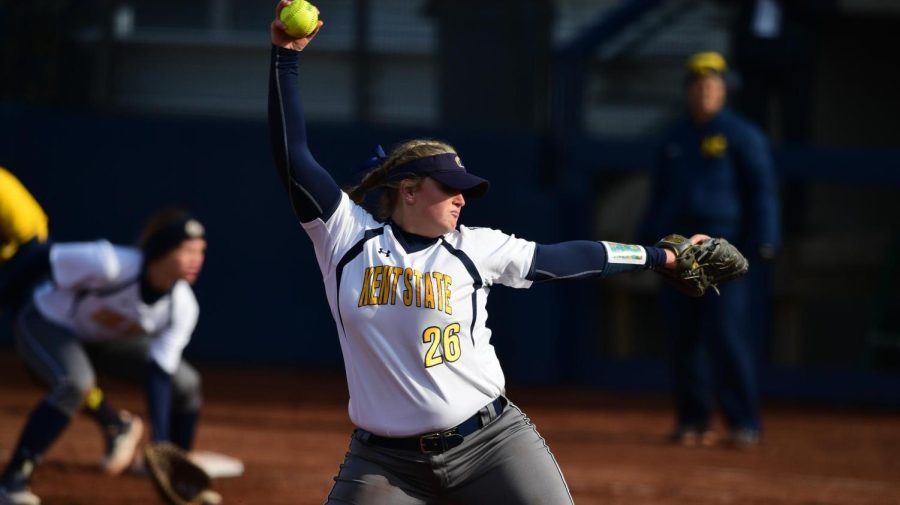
280;0;320;38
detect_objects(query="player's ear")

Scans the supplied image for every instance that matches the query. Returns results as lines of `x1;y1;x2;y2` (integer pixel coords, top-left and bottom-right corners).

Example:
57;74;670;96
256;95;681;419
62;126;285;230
399;180;417;202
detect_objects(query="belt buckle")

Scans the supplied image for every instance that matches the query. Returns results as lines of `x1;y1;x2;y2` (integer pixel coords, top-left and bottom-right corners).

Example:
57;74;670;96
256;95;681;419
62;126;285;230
419;429;462;454
419;432;443;453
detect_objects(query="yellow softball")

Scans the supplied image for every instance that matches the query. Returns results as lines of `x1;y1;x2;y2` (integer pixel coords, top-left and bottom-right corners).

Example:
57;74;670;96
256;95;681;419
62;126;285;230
280;0;319;38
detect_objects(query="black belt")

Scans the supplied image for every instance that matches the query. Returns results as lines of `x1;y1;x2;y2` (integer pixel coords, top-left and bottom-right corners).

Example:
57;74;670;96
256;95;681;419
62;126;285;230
360;396;508;454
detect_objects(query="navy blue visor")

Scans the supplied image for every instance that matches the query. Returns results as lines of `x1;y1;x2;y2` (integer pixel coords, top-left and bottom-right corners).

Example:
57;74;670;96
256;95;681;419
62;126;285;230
387;153;490;198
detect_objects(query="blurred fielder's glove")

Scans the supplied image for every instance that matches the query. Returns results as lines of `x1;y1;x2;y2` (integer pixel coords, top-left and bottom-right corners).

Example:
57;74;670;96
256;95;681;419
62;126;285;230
654;234;749;297
144;442;219;505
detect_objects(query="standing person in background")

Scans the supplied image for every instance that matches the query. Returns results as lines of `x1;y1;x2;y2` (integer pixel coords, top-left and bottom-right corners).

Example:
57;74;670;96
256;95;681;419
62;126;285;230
269;4;747;503
639;52;781;449
0;209;208;505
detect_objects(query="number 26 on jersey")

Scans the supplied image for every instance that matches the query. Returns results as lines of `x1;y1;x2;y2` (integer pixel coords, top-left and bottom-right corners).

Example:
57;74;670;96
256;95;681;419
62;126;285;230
422;323;462;368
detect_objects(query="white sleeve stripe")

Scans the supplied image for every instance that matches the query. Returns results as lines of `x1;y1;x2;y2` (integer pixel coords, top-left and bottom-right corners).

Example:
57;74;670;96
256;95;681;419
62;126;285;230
291;179;322;215
533;269;605;280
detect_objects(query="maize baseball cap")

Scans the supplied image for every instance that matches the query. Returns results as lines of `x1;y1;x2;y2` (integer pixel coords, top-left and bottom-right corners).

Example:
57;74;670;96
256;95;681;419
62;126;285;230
686;51;728;78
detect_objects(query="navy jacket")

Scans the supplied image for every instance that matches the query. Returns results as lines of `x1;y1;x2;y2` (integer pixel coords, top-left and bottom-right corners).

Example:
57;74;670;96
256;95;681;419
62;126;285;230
640;107;781;252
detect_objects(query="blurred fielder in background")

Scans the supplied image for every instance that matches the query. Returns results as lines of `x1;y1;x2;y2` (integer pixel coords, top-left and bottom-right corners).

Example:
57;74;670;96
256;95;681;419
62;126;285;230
268;3;748;503
0;209;208;505
1;167;131;486
639;52;781;449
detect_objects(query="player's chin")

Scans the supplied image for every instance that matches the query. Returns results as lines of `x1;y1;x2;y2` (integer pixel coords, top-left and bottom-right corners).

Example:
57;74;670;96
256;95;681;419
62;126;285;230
182;271;201;284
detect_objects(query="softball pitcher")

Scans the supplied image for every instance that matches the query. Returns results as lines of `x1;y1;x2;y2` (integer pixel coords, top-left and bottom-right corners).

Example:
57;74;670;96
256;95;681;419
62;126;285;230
269;3;711;504
0;209;207;505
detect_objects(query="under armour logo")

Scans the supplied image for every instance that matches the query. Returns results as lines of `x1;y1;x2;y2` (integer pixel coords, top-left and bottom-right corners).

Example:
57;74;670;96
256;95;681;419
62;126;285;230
378;248;391;257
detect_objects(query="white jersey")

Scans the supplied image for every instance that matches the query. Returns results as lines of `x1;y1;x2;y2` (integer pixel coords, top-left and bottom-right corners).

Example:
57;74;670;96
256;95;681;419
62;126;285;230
33;240;199;374
303;193;536;437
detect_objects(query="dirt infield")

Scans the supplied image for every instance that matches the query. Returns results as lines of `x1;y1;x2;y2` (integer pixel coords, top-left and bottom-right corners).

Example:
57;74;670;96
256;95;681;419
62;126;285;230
1;350;898;505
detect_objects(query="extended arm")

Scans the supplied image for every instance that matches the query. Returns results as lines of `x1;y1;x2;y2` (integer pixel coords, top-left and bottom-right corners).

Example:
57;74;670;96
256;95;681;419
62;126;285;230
526;241;669;283
267;9;340;223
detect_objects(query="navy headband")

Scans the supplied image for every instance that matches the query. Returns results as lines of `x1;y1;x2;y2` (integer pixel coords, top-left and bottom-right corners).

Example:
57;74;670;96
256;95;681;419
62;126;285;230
142;217;206;262
387;153;490;198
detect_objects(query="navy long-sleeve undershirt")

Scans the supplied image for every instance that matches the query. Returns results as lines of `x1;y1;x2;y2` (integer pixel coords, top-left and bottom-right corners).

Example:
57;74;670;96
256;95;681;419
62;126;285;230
527;241;667;282
269;46;341;223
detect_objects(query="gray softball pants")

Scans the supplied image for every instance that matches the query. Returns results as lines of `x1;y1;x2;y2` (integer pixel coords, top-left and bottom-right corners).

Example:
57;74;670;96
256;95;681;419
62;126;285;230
325;400;574;505
13;303;202;417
